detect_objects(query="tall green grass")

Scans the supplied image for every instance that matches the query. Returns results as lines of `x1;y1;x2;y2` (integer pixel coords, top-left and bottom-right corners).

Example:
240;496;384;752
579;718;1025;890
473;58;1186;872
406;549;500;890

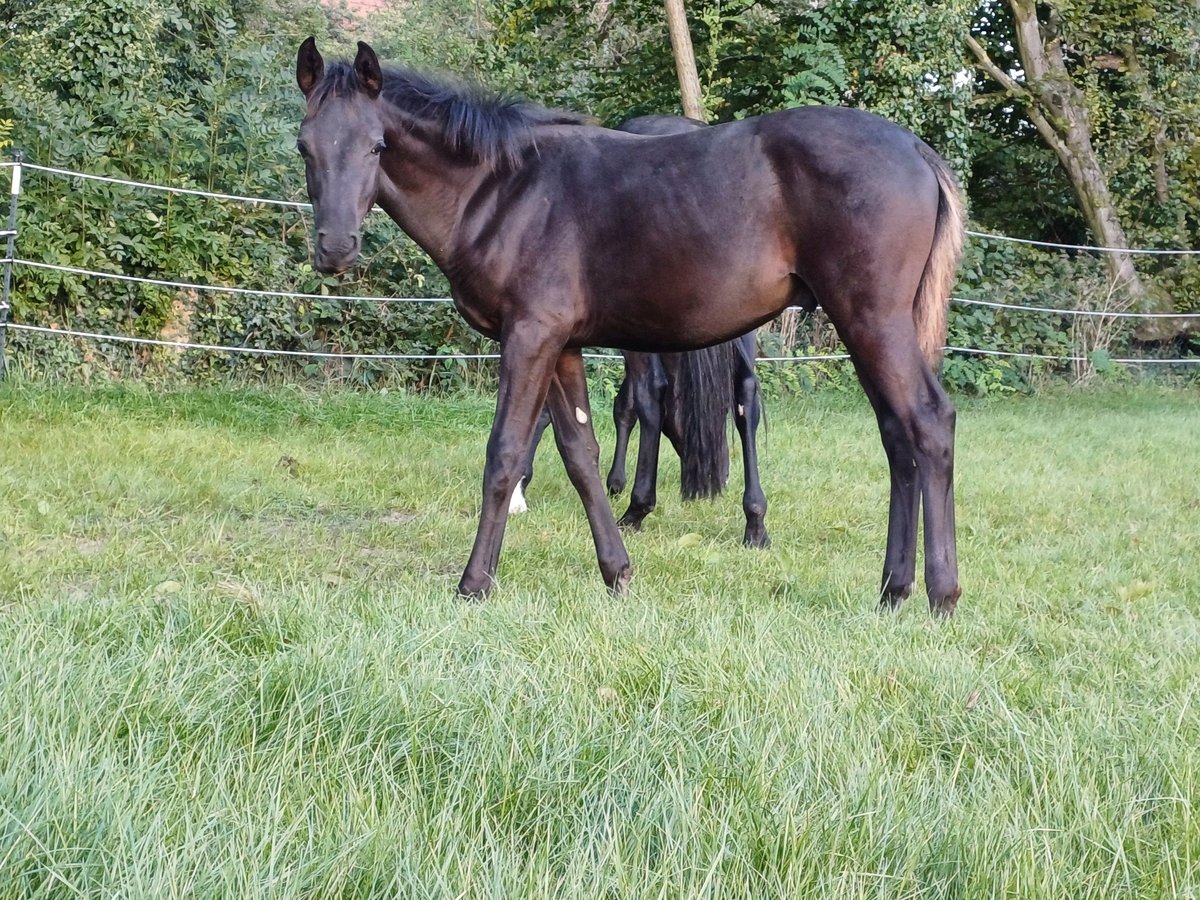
1;382;1198;897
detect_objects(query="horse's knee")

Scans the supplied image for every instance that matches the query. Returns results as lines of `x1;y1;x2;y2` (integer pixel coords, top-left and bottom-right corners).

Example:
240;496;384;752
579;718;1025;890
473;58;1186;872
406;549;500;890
613;385;635;427
923;388;956;430
634;377;664;416
735;369;758;402
579;436;602;475
491;440;526;474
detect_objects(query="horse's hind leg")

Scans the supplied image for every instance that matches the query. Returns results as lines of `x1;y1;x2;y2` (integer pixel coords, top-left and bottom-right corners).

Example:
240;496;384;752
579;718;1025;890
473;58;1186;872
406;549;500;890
839;319;959;614
546;350;633;592
733;332;769;548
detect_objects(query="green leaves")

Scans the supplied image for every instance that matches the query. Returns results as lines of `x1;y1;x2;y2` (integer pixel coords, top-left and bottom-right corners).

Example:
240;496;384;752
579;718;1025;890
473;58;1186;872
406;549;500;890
0;0;488;387
780;35;850;109
1;0;1194;389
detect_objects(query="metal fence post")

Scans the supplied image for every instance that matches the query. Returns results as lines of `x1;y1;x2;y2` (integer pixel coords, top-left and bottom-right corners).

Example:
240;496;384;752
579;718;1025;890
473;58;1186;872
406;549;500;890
0;150;21;381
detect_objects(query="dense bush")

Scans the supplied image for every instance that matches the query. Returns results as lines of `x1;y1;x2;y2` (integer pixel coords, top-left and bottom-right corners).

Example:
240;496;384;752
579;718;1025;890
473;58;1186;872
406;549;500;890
0;0;490;386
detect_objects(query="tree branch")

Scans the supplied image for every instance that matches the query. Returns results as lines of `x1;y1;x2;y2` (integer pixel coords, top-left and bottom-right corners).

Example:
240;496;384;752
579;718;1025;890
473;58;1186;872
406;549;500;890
964;34;1028;99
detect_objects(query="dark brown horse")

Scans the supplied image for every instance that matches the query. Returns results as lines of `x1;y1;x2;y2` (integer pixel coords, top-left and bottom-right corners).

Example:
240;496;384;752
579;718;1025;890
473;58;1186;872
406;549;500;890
294;39;965;613
517;115;770;549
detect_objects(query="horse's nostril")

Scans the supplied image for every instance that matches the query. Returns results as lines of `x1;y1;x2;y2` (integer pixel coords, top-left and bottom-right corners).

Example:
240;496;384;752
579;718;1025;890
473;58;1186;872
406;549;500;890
314;230;361;276
316;232;362;263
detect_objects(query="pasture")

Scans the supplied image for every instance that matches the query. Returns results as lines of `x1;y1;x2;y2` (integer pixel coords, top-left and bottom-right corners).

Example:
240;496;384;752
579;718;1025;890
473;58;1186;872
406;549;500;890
1;381;1198;898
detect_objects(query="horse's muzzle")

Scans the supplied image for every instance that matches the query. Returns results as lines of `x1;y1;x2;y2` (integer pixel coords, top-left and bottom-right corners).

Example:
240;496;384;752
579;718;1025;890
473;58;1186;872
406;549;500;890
315;231;361;274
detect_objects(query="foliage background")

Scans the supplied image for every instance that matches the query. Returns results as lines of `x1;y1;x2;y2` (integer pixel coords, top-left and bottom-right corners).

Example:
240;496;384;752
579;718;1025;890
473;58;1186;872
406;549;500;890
1;0;1197;395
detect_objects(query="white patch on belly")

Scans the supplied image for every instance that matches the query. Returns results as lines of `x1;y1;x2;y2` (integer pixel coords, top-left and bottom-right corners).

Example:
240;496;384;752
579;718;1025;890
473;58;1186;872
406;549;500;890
575;406;588;424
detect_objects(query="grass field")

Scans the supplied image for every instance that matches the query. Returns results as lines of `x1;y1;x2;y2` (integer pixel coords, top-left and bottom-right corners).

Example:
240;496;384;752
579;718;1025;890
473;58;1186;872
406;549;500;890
1;380;1198;898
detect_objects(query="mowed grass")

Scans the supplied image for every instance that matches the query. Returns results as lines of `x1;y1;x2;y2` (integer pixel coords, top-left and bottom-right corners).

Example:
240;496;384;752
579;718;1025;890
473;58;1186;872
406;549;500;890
0;380;1198;898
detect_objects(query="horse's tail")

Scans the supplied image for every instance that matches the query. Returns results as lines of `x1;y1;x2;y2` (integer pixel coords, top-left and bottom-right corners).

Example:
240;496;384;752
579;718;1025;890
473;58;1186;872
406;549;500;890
913;145;967;371
679;341;735;500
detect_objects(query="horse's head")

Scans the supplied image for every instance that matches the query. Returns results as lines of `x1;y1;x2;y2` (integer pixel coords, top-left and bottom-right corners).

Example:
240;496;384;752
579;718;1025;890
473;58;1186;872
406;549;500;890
295;38;387;274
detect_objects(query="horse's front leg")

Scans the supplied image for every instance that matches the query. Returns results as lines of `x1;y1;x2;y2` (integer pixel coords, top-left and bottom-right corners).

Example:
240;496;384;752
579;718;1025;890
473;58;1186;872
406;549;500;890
458;332;561;599
547;350;633;592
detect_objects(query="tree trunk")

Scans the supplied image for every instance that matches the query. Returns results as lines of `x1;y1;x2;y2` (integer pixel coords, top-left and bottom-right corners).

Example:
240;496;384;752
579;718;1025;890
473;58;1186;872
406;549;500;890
966;1;1170;332
663;0;705;121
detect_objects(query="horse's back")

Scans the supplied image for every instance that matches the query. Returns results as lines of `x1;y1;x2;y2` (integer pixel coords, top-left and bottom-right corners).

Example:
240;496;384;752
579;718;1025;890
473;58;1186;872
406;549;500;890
751;106;942;224
584;105;942;255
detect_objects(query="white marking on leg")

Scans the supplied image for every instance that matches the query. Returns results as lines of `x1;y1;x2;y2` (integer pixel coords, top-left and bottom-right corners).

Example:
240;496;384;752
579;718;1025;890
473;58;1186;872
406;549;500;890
509;479;528;514
575;406;588;424
737;404;745;417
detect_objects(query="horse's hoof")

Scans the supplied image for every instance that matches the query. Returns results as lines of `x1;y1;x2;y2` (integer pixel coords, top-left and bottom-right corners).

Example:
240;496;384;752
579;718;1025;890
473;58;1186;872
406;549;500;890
616;515;644;532
929;587;961;618
879;584;912;612
607;565;633;595
606;478;626;496
457;574;493;601
743;530;771;549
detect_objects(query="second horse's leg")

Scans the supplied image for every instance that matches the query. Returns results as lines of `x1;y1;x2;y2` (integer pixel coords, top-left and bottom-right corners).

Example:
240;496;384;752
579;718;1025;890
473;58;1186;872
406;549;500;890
511;406;552;514
733;332;769;548
617;356;668;531
605;357;637;496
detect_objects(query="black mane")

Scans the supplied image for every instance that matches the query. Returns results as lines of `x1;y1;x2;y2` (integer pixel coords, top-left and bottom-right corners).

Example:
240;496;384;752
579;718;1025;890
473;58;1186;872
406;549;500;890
315;61;594;170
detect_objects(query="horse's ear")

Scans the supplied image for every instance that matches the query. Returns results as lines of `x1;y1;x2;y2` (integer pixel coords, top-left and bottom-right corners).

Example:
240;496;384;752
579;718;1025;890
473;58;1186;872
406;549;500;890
354;41;383;98
297;37;324;97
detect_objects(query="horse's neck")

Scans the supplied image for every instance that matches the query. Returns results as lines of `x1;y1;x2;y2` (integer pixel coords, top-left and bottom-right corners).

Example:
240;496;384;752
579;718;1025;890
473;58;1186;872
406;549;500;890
374;118;485;269
373;174;460;267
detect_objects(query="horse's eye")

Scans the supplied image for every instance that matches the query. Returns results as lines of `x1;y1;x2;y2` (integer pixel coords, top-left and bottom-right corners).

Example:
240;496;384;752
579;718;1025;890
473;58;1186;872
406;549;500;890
371;141;386;156
296;141;309;158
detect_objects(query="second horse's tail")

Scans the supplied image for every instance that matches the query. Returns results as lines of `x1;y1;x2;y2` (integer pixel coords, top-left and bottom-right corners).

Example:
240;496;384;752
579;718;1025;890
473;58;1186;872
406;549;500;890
679;341;735;500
